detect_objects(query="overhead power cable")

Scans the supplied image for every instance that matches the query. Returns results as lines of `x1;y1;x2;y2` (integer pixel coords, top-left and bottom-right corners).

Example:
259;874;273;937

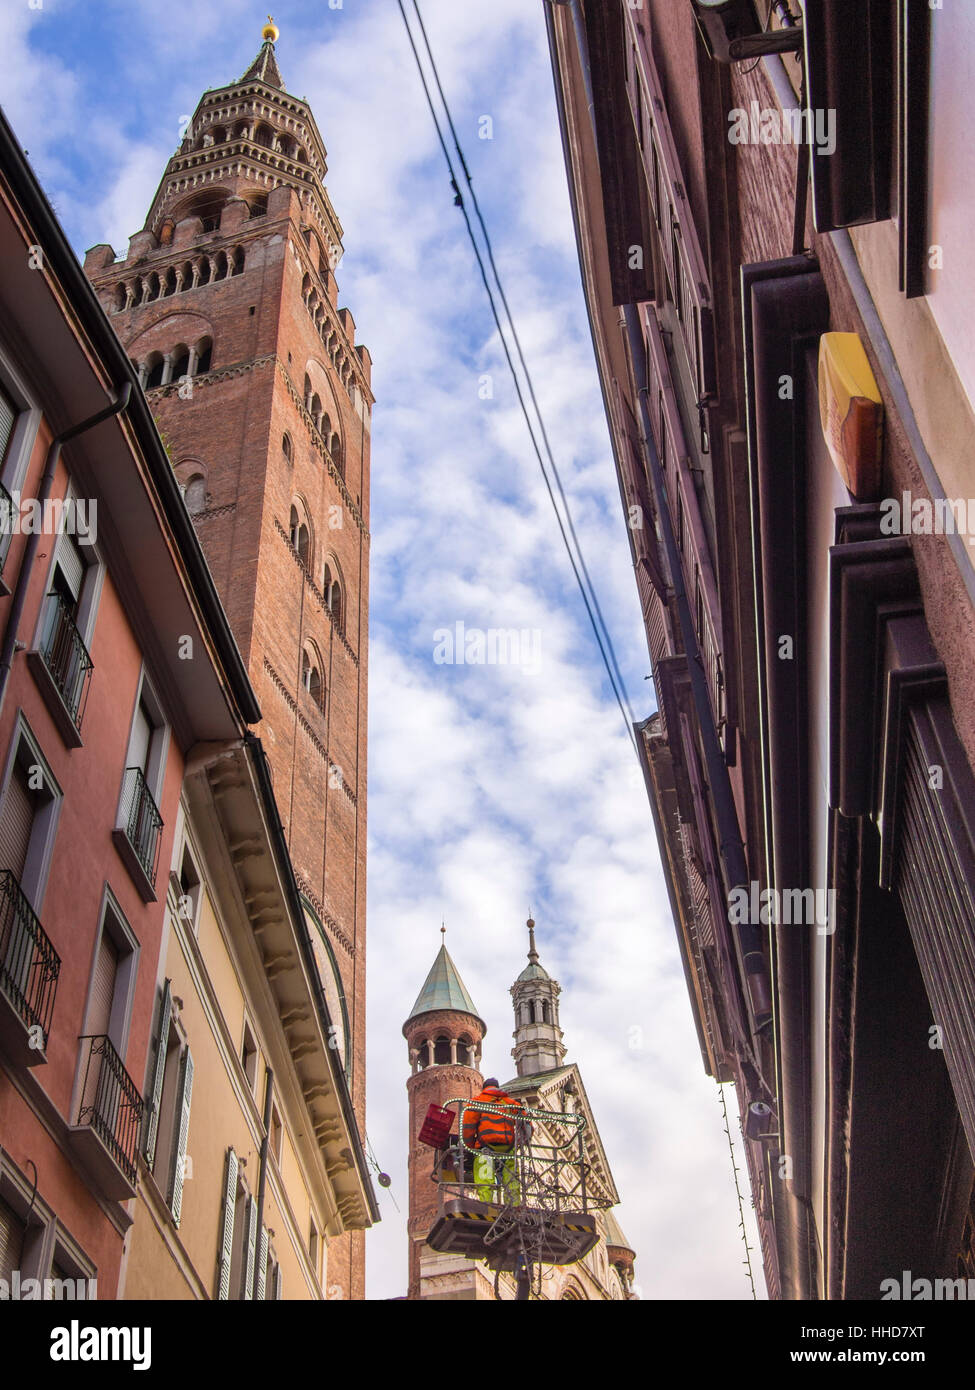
397;0;639;756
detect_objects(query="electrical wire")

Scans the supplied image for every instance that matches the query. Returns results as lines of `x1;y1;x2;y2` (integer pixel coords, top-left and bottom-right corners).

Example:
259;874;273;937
397;1;639;756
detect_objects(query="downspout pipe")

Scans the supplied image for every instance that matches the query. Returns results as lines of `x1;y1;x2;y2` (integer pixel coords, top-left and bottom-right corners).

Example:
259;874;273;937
546;0;596;131
621;306;770;1025
0;381;132;708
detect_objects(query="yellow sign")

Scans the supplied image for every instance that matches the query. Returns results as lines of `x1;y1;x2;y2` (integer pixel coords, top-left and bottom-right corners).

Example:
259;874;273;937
818;332;883;501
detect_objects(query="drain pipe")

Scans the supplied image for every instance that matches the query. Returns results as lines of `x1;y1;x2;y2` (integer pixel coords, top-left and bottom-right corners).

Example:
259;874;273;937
621;306;771;1026
0;382;132;708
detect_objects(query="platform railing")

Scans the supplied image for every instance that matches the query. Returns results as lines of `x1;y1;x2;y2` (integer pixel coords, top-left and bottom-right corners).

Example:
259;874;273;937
434;1098;610;1215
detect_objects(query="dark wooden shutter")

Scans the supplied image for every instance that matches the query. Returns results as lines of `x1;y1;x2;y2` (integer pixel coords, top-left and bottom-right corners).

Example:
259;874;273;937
0;759;35;881
168;1047;193;1226
0;384;15;470
88;932;118;1038
272;1261;283;1300
243;1195;257;1300
255;1226;269;1301
144;980;172;1166
217;1149;238;1301
0;1194;25;1282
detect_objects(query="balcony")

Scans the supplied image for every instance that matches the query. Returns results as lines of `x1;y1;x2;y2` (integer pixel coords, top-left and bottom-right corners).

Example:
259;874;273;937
0;480;13;595
26;591;94;748
0;870;60;1067
68;1034;143;1199
111;767;163;902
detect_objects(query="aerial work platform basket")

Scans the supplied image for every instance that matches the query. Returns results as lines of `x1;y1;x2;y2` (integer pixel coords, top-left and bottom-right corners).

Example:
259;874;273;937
419;1096;609;1298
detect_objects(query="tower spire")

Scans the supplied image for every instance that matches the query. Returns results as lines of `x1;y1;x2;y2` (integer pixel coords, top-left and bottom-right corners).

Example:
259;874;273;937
240;17;284;89
510;915;567;1076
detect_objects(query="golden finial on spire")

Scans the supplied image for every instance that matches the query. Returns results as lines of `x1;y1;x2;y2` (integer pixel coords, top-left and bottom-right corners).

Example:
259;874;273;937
262;14;280;42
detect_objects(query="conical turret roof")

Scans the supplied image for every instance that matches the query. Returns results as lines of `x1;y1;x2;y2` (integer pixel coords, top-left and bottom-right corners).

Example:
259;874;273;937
405;944;484;1028
239;38;284;90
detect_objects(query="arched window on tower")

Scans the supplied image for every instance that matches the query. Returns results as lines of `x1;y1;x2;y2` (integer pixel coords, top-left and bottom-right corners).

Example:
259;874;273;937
416;1038;429;1070
254;123;275;148
433;1036;451;1065
282;433;293;465
310;394;323;431
301;647;324;711
247;192;269;219
171;345;190;384
303;374;313;411
111;284;125;314
144;353;165;390
542;1000;552;1025
213;250;229;281
182;474;206;515
458;1034;474;1067
289;505;310;567
230;246;245;276
195;336;213;373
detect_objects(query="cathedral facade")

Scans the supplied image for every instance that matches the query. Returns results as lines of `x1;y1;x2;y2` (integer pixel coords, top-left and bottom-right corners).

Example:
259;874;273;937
403;922;636;1300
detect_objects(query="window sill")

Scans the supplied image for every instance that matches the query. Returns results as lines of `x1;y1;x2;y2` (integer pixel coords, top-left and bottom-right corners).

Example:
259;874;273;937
26;650;84;749
111;828;158;903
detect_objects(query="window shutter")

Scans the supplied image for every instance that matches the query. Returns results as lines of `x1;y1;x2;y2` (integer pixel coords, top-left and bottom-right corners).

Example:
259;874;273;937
53;528;85;604
272;1262;283;1300
0;384;15;470
0;759;36;881
0;1194;25;1282
129;700;152;776
87;932;119;1038
144;979;172;1166
168;1047;194;1226
255;1226;269;1301
243;1195;258;1300
217;1148;238;1300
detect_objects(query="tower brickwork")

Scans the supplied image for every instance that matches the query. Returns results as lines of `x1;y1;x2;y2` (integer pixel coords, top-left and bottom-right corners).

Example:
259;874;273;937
403;945;488;1299
84;29;371;1296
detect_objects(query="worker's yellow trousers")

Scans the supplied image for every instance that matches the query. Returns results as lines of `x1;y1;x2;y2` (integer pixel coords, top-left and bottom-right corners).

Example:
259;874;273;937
473;1149;521;1204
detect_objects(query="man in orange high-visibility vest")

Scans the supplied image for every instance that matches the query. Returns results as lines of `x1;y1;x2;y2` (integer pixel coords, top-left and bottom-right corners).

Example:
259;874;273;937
462;1079;529;1204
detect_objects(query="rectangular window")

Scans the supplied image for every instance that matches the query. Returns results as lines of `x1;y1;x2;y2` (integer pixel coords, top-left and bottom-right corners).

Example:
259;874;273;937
241;1020;258;1091
0;724;61;912
176;839;201;934
114;675;168;897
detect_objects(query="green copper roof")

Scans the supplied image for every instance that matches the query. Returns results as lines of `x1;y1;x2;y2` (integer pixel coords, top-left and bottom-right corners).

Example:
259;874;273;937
406;945;483;1026
603;1208;634;1254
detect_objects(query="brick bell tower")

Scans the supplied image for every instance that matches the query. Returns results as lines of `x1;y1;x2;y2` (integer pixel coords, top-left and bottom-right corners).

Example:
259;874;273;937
84;20;372;1297
403;933;488;1300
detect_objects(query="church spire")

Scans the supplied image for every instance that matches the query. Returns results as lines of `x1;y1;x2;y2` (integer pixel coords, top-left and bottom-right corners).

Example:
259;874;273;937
510;916;567;1076
239;16;284;89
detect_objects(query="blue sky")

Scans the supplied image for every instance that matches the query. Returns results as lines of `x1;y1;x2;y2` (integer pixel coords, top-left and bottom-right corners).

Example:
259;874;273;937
4;0;763;1299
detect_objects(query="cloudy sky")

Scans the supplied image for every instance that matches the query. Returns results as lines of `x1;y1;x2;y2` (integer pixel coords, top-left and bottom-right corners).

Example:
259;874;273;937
4;0;763;1299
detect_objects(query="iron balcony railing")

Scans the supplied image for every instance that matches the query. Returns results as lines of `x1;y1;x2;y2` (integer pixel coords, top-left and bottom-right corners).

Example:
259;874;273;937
76;1034;144;1185
0;480;13;573
0;869;60;1047
39;591;94;731
120;766;163;889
